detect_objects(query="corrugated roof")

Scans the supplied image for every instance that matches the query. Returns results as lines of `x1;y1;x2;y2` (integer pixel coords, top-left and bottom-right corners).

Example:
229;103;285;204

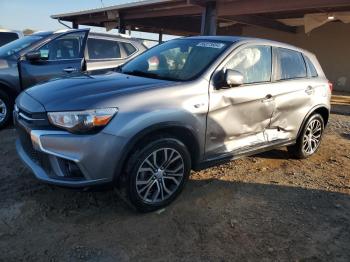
51;0;173;19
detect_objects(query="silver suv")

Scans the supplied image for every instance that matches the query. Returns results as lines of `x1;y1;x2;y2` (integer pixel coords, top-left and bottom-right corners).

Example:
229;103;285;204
14;36;331;211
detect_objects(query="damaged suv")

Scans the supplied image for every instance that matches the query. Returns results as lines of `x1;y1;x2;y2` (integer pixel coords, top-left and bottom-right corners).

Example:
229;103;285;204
14;36;331;211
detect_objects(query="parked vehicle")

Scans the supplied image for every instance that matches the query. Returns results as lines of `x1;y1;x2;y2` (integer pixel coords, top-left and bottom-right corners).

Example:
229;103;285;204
14;36;331;211
0;29;147;128
0;29;24;47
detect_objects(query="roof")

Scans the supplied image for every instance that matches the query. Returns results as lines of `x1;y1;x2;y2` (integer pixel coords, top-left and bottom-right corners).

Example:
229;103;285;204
29;29;142;41
51;0;350;36
89;31;141;41
186;35;250;42
31;31;55;36
185;35;313;54
51;0;173;19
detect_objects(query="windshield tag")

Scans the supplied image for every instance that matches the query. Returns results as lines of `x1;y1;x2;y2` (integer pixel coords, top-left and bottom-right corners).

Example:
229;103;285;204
196;42;225;49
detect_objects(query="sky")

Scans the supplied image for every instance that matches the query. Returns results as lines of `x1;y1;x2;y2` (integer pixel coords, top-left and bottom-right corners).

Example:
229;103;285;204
0;0;175;40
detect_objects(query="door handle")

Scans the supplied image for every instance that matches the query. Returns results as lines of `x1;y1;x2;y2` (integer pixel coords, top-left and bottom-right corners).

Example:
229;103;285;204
305;86;314;95
262;94;274;102
63;67;77;73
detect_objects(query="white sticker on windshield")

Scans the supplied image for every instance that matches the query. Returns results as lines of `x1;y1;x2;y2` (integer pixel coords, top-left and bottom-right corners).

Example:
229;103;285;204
196;42;226;49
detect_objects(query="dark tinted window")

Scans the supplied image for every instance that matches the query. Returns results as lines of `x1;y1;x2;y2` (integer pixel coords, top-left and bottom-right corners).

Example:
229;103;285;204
39;32;86;60
304;55;318;77
121;42;137;56
278;48;307;80
87;38;121;59
0;32;19;46
225;45;272;84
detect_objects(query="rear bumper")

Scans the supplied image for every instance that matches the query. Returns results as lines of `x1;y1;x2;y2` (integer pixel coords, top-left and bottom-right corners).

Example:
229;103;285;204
15;121;126;188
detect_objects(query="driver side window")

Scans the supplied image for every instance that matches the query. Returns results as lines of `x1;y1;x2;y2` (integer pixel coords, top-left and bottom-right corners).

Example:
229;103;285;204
38;32;86;61
225;45;272;84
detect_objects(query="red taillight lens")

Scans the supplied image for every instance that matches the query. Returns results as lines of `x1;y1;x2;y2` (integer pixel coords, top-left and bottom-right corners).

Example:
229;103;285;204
328;81;333;92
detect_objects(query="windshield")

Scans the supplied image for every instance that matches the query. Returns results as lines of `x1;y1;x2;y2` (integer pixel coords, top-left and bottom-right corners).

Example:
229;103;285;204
121;39;230;81
0;35;43;57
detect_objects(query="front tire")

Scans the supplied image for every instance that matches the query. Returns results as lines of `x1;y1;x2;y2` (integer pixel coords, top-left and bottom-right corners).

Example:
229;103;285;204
288;113;325;159
125;137;191;212
0;90;12;129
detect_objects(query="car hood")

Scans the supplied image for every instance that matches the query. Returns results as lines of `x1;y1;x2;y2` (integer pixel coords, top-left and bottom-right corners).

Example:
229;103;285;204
25;71;173;111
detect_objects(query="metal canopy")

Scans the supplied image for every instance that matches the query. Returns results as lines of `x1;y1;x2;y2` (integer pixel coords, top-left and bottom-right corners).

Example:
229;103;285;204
51;0;350;36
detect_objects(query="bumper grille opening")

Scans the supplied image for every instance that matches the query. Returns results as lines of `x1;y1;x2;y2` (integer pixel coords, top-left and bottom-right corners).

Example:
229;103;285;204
59;159;85;179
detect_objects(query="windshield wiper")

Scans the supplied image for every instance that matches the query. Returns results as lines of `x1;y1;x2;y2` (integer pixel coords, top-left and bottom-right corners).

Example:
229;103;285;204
122;70;177;81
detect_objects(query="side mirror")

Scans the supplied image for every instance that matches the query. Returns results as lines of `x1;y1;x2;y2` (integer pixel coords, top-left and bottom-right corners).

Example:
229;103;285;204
25;51;41;62
225;69;244;87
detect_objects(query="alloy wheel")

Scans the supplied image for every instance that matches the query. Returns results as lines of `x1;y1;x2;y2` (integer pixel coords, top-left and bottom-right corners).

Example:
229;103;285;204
136;147;185;204
302;118;323;154
0;98;8;124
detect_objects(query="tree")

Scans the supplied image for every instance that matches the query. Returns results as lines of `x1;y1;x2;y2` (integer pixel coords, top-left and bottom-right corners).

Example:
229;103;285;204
23;28;35;35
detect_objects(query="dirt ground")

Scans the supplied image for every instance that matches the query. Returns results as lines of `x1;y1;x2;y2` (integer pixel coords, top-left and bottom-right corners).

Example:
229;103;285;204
0;114;349;262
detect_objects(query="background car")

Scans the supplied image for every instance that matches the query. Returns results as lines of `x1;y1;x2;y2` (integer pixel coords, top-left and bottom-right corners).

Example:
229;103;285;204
0;28;147;128
0;29;24;47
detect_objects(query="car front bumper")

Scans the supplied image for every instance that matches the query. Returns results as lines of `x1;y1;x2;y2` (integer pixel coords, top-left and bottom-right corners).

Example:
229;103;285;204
15;119;126;188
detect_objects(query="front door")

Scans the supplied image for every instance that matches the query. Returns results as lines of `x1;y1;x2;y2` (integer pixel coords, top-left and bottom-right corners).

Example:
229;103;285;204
19;29;89;89
206;45;275;158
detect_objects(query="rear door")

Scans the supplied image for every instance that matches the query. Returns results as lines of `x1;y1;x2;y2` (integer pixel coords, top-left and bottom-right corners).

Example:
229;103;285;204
19;29;89;89
266;47;314;141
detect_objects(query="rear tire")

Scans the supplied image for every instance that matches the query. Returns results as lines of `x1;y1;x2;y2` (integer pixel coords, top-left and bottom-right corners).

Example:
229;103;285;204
125;137;191;212
0;90;12;129
288;113;324;159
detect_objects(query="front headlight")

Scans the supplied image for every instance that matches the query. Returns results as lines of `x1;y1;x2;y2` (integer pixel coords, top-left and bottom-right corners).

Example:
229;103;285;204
47;108;118;134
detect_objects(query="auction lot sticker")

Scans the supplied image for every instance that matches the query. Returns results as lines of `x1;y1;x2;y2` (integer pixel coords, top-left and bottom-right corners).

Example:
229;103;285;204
196;42;226;49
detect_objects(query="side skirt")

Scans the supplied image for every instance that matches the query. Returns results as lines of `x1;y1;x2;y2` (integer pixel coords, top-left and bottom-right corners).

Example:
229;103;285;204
194;139;296;171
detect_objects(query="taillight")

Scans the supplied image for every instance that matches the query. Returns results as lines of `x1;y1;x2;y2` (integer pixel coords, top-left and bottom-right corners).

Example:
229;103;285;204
328;81;333;92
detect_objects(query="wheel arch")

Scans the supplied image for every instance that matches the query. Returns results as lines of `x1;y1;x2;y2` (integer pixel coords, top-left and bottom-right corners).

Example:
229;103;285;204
297;105;330;137
0;80;19;102
114;122;202;184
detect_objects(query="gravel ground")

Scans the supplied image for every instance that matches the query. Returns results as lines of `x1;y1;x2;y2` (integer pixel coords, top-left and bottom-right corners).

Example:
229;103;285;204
0;114;349;262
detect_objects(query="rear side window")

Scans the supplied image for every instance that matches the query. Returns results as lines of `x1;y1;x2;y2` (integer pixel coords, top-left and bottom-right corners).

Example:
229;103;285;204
87;38;121;59
121;42;137;56
0;32;19;46
225;45;272;84
277;48;307;80
304;55;318;77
